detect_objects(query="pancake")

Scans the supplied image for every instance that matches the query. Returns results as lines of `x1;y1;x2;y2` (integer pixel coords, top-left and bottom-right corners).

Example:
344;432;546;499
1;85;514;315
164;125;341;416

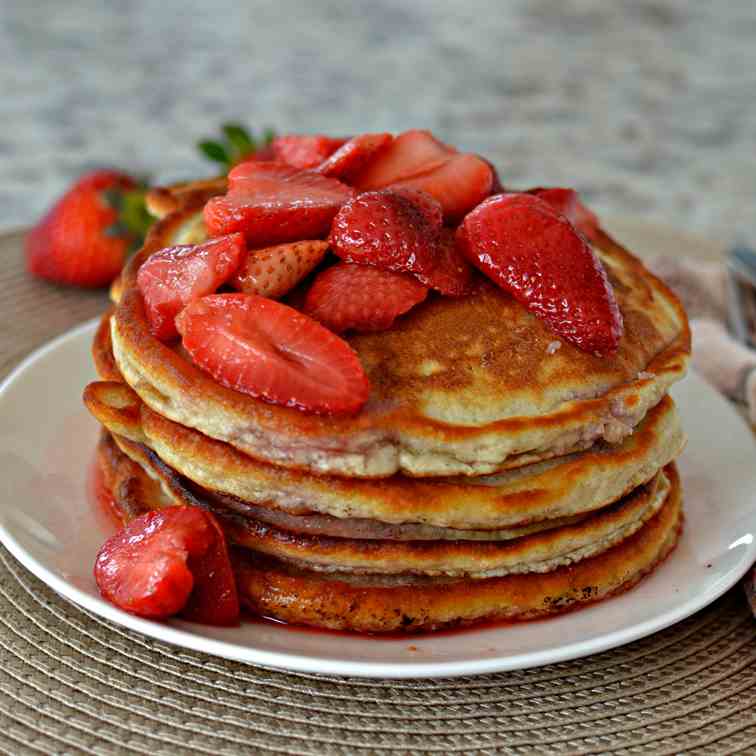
110;192;690;479
109;430;669;578
144;177;226;219
84;375;685;531
95;434;683;633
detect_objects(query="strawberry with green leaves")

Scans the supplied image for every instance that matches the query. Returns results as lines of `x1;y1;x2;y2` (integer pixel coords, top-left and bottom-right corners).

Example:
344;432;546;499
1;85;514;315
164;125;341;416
25;170;153;288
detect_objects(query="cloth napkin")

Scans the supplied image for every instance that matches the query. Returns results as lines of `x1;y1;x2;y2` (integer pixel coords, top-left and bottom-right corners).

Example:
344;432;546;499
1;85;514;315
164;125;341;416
649;256;756;615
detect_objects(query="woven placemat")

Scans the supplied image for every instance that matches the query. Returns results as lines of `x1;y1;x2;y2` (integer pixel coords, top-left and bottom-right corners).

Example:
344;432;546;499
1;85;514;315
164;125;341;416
1;227;754;755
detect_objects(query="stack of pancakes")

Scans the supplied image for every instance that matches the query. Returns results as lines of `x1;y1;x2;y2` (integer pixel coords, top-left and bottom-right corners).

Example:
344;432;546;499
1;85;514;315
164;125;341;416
84;186;691;633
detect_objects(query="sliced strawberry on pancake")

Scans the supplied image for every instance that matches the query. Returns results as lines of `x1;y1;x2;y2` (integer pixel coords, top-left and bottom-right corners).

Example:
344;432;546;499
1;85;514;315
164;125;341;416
175;293;369;414
389;152;493;221
315;133;393;181
527;186;601;241
271;134;346;169
231;239;328;299
203;162;354;247
458;193;623;356
328;189;441;280
416;227;476;297
137;233;245;341
351;129;455;189
304;263;429;333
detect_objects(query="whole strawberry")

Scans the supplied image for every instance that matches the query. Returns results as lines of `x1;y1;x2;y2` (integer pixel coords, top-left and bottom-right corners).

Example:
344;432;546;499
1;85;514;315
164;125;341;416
26;170;151;287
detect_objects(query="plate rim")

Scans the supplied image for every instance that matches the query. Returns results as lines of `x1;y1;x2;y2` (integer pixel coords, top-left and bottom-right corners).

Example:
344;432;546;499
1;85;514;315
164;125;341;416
0;320;753;679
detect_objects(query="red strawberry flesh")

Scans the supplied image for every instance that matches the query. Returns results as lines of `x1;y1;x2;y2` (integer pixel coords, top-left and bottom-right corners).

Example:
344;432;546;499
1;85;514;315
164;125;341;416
137;233;245;341
328;189;440;280
304;263;429;333
351;129;455;189
94;506;238;625
175;293;370;414
204;162;354;247
527;187;601;241
417;227;476;297
271;134;346;169
181;513;240;626
316;133;393;181
231;240;328;299
390;152;494;221
389;188;444;229
458;193;623;355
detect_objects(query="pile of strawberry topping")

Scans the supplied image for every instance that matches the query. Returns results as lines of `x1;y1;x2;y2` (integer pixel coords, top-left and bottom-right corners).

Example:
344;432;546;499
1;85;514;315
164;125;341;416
137;128;623;418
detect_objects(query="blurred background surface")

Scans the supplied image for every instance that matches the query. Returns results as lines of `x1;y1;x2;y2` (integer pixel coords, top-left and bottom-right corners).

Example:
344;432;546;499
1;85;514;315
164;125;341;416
2;0;755;240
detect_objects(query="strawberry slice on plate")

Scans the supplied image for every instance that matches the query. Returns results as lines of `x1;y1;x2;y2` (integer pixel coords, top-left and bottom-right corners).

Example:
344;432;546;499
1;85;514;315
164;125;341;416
329;189;441;281
458;193;623;356
175;293;370;414
271;134;346;169
137;233;245;341
527;187;601;241
304;263;429;333
316;133;393;181
94;506;239;625
203;162;354;247
231;239;328;299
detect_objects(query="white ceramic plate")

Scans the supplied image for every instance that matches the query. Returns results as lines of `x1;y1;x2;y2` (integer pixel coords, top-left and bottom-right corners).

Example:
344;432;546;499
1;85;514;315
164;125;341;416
0;320;754;679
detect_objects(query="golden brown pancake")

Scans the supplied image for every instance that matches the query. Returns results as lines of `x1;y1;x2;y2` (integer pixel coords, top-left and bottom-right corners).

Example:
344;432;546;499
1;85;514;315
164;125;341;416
84;375;685;531
110;430;670;578
109;194;690;477
95;433;683;633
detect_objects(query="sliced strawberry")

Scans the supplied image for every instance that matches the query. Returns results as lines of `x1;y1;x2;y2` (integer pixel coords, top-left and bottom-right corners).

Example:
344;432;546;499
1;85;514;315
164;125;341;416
231;239;328;299
181;513;239;625
137;233;245;341
94;506;239;625
271;134;346;169
458;193;623;356
390;152;494;221
417;227;475;297
204;162;354;247
315;133;393;181
351;129;455;189
329;190;441;280
304;263;428;333
390;188;444;229
175;294;369;414
527;187;601;241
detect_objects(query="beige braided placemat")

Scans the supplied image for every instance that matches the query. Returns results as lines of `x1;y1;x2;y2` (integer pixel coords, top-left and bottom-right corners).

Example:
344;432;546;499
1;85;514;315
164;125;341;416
1;227;755;755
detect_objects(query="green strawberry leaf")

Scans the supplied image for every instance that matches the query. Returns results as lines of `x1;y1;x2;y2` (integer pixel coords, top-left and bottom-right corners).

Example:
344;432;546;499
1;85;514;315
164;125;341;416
198;140;231;167
222;123;255;157
102;180;155;251
198;124;277;173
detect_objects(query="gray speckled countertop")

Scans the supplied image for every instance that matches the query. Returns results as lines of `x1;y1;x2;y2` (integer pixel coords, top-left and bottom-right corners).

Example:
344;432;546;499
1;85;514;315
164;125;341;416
2;0;755;242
